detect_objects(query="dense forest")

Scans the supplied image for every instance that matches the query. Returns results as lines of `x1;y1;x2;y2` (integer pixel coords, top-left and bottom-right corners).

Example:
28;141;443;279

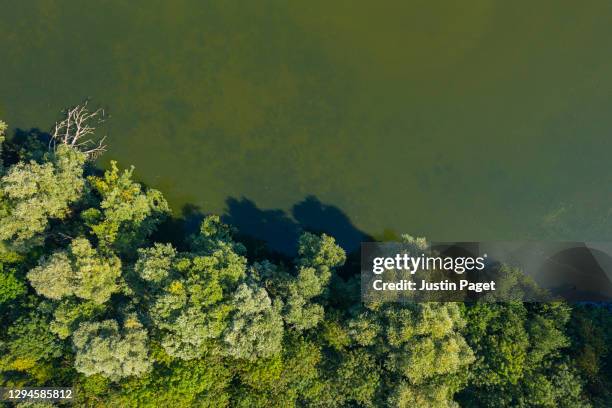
0;108;611;407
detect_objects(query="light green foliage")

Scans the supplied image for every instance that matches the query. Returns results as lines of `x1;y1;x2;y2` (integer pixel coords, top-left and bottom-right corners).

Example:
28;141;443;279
244;233;345;333
222;283;283;360
391;333;469;382
346;312;380;346
283;266;326;331
86;161;169;253
388;381;460;408
191;215;244;252
381;303;474;406
383;304;473;381
0;145;85;246
27;252;73;300
136;227;247;359
480;265;549;302
134;242;177;283
73;319;151;381
272;233;345;331
297;232;346;271
190;215;248;284
68;238;121;303
27;237;121;304
312;301;473;407
147;260;228;358
291;233;345;323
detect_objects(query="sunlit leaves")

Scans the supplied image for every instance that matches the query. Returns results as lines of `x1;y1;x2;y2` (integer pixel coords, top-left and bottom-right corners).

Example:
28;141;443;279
0;145;85;247
222;284;283;361
86;161;169;254
27;237;121;304
73;319;151;381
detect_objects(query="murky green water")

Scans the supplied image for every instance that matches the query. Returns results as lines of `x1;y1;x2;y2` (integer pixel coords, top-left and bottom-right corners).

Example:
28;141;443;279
2;1;612;249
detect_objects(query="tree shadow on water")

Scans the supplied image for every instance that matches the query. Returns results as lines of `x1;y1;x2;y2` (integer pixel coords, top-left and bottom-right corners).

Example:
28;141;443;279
151;203;206;251
133;192;371;275
223;197;301;256
292;195;370;252
223;195;372;275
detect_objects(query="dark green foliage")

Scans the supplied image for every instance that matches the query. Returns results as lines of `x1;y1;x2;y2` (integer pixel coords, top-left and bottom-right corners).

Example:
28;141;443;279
458;302;591;407
567;305;612;407
0;120;606;407
0;311;63;385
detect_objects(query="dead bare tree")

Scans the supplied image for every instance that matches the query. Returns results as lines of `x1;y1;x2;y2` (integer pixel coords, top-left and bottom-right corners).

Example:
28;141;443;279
50;101;107;159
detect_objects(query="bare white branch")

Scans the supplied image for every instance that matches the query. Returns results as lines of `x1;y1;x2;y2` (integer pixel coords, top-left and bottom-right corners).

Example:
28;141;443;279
51;101;107;159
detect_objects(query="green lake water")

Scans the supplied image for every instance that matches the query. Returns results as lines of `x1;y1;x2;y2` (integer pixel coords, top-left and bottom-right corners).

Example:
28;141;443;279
2;1;612;250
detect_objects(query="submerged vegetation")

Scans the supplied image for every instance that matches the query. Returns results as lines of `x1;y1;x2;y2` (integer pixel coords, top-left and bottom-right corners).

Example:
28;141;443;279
0;108;610;407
